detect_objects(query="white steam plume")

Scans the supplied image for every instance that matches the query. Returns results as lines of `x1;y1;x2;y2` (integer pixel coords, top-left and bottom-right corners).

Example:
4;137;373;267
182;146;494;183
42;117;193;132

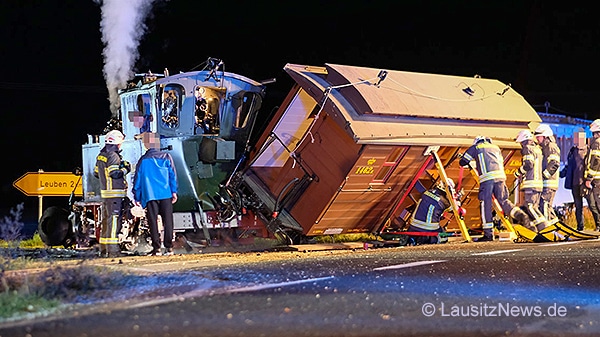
95;0;156;117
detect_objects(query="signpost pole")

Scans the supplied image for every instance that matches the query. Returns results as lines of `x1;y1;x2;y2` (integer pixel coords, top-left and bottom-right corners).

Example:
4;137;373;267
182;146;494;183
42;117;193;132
38;169;44;221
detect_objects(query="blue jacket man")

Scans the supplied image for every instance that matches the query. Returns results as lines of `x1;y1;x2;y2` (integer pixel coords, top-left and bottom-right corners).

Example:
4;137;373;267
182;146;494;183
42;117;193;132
133;132;178;256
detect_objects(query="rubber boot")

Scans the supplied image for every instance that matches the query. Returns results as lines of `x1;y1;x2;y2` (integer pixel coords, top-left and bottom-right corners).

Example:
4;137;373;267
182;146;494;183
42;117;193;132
475;229;494;242
511;208;535;231
100;212;123;258
536;220;550;232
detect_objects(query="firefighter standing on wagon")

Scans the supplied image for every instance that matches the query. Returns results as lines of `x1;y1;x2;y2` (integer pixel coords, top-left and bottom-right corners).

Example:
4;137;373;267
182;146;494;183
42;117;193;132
515;129;548;231
94;130;131;257
459;136;533;241
534;124;561;225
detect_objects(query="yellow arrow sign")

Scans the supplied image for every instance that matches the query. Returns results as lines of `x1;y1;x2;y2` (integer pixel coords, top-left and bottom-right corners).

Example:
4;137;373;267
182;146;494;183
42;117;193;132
13;172;83;197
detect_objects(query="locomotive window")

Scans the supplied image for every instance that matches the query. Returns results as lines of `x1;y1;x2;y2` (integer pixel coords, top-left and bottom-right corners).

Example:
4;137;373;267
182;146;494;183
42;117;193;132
136;94;153;133
372;147;408;183
194;86;221;134
235;92;260;128
160;84;184;129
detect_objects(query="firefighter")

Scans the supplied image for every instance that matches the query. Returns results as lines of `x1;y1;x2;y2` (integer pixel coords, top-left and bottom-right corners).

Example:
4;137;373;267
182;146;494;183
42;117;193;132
515;129;547;231
534;124;561;225
563;130;600;231
585;119;600;227
407;179;454;244
459;136;533;241
94;130;131;257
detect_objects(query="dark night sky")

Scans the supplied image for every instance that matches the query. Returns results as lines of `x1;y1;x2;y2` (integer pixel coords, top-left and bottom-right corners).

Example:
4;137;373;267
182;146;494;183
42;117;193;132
1;0;599;221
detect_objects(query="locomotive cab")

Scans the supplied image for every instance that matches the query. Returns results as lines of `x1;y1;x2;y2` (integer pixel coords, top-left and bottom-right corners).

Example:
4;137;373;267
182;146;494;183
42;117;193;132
116;70;266;212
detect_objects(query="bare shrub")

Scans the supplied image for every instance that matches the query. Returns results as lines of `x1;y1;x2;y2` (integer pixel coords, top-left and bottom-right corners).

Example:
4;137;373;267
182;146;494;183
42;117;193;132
0;203;25;249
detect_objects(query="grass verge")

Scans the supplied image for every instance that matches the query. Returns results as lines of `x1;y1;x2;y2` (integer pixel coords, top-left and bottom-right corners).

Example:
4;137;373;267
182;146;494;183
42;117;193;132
0;291;60;320
0;256;132;322
314;233;377;243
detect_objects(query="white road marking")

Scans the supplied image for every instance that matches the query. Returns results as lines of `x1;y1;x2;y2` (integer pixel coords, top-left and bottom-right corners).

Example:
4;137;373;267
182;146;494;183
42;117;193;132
538;241;580;247
373;260;446;271
471;249;524;256
223;276;335;293
127;276;334;309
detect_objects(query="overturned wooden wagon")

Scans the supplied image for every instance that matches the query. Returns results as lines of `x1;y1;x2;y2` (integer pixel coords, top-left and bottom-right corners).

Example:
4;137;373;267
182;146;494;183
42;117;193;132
238;63;542;242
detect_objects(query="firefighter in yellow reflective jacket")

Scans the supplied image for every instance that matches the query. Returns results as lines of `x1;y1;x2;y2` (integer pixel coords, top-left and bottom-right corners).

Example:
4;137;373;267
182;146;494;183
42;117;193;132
585;119;600;221
534;124;561;225
94;130;131;257
459;136;533;241
407;180;452;244
515;129;547;231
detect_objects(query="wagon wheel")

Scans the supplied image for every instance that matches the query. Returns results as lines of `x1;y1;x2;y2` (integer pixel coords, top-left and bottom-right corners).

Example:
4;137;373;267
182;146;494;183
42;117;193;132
205;192;237;222
273;228;294;246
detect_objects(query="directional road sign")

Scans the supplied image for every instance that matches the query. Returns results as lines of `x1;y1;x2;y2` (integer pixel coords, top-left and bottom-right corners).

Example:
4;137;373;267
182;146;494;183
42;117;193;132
13;172;83;197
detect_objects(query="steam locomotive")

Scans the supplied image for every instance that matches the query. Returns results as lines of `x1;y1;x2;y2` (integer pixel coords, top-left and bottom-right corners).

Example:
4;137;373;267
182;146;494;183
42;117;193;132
39;58;295;253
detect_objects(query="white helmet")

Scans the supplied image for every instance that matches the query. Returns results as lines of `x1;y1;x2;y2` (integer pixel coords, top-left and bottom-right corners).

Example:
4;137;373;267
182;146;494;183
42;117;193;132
591;119;600;133
105;130;125;145
473;135;486;145
515;129;533;143
534;124;553;137
435;178;455;192
446;178;455;190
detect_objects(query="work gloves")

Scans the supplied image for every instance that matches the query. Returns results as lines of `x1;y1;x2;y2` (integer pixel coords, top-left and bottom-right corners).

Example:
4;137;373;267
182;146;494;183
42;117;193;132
120;160;131;174
514;167;526;179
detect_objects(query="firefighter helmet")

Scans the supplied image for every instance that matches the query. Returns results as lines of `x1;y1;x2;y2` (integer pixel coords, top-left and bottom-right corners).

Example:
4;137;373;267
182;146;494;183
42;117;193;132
435;178;455;192
590;119;600;133
515;129;533;143
473;136;486;145
105;130;125;145
446;178;455;190
534;124;553;137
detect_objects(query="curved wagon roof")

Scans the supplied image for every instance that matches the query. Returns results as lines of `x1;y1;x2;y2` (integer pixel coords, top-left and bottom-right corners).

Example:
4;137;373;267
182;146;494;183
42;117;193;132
284;63;541;149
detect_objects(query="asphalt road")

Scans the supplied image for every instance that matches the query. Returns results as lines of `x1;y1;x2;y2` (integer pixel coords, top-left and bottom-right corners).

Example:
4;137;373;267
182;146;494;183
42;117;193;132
2;239;600;337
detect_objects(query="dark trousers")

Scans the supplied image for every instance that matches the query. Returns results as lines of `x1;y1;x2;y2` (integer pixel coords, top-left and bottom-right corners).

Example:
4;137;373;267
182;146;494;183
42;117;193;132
407;225;443;244
523;189;546;230
100;198;123;256
479;180;515;233
540;188;558;224
146;198;174;251
574;184;600;230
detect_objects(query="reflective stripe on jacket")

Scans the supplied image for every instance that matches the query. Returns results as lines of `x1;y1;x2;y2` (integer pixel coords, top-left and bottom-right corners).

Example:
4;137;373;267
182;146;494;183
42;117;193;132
540;137;561;189
519;142;543;191
459;142;506;183
410;189;451;231
95;145;128;198
586;136;600;181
